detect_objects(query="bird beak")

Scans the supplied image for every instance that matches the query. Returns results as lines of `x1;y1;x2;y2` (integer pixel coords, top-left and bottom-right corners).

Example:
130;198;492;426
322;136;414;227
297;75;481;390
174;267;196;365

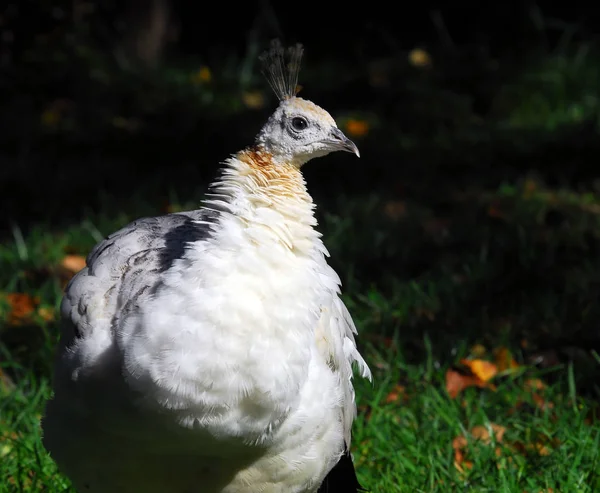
328;127;360;158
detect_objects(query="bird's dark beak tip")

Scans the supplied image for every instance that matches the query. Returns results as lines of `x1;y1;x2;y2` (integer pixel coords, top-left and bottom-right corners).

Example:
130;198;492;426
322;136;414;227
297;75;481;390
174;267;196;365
330;127;360;158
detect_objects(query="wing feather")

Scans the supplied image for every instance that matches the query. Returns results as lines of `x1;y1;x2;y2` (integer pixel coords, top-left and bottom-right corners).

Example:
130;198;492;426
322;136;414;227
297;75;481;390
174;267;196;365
316;266;371;447
57;209;218;377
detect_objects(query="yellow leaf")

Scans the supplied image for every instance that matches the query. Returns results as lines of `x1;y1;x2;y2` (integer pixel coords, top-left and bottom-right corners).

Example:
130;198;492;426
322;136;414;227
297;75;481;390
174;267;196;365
408;48;432;67
460;358;498;382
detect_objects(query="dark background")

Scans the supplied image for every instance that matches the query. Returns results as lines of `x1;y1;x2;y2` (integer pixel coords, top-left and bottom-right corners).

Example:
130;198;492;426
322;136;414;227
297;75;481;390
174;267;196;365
2;1;600;374
2;0;600;229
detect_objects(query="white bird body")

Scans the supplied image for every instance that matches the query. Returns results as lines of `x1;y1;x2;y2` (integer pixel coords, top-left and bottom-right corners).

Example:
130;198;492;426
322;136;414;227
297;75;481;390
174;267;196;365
43;43;371;493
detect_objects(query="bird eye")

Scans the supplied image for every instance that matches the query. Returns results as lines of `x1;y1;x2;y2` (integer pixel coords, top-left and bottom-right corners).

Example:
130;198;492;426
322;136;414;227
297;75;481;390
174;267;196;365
291;117;308;131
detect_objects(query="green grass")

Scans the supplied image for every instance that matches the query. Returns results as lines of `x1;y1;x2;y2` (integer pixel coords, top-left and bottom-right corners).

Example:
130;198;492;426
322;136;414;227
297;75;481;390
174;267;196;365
2;13;600;492
2;182;600;492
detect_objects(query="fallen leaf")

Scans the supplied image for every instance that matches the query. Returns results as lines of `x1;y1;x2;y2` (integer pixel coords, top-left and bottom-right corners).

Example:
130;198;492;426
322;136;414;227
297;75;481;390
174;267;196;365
445;368;494;399
60;254;86;275
524;378;546;392
345;119;369;138
1;293;39;325
452;434;468;450
493;347;520;372
452;423;507;475
408;48;432;67
470;423;506;444
453;448;473;474
513;440;553;456
460;358;498;382
384;384;406;404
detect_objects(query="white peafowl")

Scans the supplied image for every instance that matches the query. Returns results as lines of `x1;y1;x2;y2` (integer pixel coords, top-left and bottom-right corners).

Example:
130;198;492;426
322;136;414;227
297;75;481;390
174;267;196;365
42;40;372;493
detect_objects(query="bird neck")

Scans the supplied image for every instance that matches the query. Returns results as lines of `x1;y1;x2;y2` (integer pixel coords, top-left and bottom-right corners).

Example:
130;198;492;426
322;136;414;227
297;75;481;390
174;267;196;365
205;146;323;256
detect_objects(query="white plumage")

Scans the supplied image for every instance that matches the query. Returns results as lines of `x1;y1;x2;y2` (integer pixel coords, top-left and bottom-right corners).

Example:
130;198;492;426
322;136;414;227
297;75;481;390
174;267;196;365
42;41;371;493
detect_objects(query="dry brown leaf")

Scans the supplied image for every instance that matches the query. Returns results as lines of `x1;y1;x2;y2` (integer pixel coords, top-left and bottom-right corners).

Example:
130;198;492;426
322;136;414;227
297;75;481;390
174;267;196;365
1;293;39;325
513;441;553;457
470;423;506;444
60;254;86;274
460;358;498;382
453;448;473;474
445;369;494;399
452;434;468;450
452;423;507;475
524;378;547;392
